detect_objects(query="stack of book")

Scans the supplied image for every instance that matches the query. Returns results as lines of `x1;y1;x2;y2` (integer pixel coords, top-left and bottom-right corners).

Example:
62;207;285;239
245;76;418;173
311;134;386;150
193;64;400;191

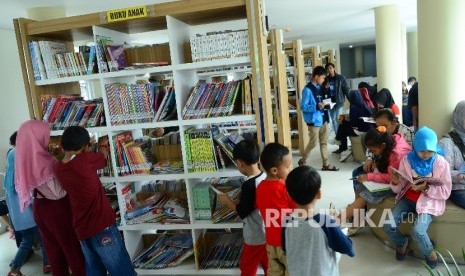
181;80;243;119
41;95;106;130
88;135;113;177
121;183;189;225
190;30;249;62
105;83;154;125
200;232;243;269
140;180;186;194
192;177;243;223
94;35;129;73
184;129;247;173
152;81;177;122
113;131;152;176
133;233;193;269
102;182;120;225
151;131;183;174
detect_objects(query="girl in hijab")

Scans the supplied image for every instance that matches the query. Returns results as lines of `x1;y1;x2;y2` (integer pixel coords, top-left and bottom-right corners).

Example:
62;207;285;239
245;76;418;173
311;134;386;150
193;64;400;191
384;126;451;269
15;120;85;276
5;131;50;276
375;88;400;115
438;100;465;209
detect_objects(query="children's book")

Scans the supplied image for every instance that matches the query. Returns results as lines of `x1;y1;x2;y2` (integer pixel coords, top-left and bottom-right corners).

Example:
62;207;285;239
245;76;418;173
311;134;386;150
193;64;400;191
361;181;391;193
391;167;443;203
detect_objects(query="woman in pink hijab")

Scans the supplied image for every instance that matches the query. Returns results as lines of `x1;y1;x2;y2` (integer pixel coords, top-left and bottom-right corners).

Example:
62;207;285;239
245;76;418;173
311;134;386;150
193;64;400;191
15;120;85;276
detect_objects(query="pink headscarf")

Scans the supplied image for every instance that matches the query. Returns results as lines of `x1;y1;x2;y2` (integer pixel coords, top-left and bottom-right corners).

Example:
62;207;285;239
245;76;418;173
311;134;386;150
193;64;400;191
359;87;375;110
15;120;57;211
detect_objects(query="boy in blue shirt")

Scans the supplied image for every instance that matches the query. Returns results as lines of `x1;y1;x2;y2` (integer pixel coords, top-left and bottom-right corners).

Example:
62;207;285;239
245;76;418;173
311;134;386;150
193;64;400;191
283;165;354;276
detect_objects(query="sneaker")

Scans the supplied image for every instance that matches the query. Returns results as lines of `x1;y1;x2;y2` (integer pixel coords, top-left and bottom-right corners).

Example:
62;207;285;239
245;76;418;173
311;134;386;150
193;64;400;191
340;149;352;162
298;158;307;166
332;148;347;154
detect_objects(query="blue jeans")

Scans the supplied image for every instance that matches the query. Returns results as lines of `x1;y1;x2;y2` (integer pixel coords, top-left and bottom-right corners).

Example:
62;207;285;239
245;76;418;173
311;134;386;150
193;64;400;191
80;224;136;276
450;189;465;209
382;198;434;258
10;227;35;270
329;106;343;133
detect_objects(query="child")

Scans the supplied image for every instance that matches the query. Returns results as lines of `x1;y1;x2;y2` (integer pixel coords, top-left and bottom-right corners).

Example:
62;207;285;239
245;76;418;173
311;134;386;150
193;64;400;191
384;126;452;269
256;142;296;276
15;120;86;276
374;108;414;146
55;126;136;275
218;140;268;276
341;126;411;233
283;165;354;276
4;131;51;276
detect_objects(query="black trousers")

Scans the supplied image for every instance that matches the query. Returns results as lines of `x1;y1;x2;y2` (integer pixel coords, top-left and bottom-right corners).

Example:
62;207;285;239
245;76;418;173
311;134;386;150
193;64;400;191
335;120;358;150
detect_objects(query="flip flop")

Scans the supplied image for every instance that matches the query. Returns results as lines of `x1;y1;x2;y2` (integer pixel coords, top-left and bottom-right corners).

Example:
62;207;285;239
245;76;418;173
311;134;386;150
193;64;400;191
322;164;339;171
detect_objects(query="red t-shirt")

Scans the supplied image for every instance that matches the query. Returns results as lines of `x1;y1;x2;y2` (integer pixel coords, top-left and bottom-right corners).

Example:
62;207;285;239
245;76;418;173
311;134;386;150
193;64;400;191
256;179;297;246
55;152;116;240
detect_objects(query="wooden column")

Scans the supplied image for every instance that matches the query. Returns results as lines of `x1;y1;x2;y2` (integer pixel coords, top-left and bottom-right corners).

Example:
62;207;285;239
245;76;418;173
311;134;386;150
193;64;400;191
270;29;291;150
246;0;274;149
292;39;309;155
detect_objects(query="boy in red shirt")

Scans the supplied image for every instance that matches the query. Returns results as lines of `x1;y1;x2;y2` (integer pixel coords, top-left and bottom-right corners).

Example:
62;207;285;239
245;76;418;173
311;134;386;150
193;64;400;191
256;142;296;276
55;126;136;276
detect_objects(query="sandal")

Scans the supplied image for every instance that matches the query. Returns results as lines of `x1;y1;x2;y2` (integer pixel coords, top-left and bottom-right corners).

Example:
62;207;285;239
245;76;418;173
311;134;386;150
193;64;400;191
395;236;410;261
298;158;307;166
322;164;339;171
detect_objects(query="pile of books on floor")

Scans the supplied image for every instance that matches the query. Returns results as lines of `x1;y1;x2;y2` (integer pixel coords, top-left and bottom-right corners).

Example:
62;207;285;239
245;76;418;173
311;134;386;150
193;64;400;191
133;233;193;269
200;232;243;269
122;183;189;225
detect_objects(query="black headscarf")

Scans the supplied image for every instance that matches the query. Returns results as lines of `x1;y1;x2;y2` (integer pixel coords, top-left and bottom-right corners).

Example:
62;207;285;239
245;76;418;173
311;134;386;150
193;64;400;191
375;88;396;108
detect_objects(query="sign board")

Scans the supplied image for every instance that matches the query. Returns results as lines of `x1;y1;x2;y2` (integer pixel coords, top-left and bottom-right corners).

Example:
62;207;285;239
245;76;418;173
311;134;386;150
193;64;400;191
106;6;148;23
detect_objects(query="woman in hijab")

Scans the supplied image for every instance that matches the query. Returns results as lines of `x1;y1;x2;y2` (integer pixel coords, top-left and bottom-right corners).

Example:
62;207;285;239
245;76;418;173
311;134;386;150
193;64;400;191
15;120;85;276
374;88;400;115
438;100;465;209
333;88;374;159
5;131;50;275
384;126;451;269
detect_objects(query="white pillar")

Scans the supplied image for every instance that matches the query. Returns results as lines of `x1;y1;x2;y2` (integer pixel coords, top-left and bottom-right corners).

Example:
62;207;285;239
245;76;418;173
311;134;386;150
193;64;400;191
400;24;408;82
375;5;402;119
418;0;465;135
354;47;364;76
407;32;418;80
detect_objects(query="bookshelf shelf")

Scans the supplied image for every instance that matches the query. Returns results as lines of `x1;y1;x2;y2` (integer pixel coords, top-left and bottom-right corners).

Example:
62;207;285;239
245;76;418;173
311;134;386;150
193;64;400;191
15;0;271;274
119;223;193;231
175;57;250;71
192;221;242;229
185;169;242;179
181;114;255;126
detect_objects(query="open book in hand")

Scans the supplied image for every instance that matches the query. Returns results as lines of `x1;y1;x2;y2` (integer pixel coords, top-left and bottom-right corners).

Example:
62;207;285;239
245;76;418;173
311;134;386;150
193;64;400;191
391;167;443;186
322;98;336;109
391;167;443;203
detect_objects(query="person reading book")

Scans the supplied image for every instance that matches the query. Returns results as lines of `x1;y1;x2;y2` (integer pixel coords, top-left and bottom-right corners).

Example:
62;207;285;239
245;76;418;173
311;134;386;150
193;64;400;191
256;143;296;276
55;126;136;275
218;140;268;276
383;126;452;269
283;165;354;276
338;126;411;235
15;120;85;276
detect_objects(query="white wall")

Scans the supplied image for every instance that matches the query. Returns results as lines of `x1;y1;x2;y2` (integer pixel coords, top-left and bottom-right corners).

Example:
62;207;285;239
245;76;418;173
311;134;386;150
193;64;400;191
0;28;29;173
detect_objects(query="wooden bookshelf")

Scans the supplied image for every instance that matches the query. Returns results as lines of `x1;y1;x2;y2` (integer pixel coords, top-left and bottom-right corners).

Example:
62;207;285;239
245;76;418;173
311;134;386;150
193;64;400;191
14;0;271;274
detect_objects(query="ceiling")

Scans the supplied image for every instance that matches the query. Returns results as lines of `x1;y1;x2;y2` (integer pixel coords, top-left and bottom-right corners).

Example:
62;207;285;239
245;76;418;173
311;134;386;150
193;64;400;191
0;0;417;48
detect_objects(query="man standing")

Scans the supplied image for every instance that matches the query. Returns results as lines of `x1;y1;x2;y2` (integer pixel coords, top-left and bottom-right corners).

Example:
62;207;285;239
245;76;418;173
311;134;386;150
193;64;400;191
323;63;350;134
298;66;339;171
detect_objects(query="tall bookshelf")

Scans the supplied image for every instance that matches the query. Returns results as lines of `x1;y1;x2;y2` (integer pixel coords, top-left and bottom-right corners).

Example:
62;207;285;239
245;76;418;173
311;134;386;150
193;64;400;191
14;0;271;274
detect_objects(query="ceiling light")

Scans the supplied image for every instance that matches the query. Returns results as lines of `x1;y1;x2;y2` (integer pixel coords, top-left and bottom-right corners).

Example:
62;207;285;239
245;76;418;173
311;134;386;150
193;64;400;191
349;45;353;48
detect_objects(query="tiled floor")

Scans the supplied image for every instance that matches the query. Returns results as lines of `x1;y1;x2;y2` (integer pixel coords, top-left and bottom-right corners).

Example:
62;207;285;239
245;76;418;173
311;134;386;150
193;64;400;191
0;144;462;275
